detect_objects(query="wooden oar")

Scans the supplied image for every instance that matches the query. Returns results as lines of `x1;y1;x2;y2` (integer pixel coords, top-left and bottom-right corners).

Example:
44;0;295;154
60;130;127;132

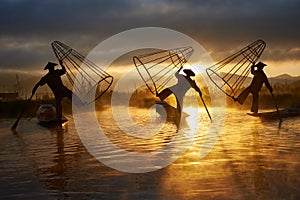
198;92;212;121
271;91;282;123
10;93;35;130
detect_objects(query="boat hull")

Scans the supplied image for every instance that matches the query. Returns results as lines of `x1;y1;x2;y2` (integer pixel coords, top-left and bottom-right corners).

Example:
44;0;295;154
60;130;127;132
247;108;300;120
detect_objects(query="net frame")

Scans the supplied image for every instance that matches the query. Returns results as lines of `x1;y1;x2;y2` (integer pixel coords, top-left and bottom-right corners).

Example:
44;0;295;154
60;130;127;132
206;40;266;98
133;47;194;95
51;41;113;103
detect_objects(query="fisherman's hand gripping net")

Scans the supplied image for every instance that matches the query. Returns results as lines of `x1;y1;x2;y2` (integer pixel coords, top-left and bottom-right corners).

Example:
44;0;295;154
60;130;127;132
133;47;194;95
51;41;113;104
206;40;266;99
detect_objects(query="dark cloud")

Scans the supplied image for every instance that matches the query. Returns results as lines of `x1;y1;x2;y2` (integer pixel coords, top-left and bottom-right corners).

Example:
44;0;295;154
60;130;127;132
0;0;299;71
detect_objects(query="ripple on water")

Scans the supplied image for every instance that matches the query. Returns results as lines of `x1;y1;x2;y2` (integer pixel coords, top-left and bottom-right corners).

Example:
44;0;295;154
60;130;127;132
0;108;300;199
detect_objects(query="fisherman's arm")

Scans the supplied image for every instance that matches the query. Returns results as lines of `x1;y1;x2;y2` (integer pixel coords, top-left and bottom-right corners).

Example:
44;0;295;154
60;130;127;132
32;78;45;94
59;60;66;74
251;63;255;75
175;66;183;78
176;66;183;73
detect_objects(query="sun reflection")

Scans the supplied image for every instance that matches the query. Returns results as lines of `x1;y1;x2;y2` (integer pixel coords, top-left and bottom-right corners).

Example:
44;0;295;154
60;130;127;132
189;161;201;165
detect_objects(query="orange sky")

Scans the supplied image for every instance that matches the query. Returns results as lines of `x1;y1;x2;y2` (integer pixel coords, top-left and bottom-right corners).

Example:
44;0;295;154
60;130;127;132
0;1;299;78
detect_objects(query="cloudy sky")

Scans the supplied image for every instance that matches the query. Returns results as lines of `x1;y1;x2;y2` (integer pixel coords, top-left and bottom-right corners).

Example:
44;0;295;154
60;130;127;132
1;0;300;77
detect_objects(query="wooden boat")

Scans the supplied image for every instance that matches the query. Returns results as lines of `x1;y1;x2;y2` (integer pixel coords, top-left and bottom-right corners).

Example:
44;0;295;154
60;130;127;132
36;104;68;127
247;106;300;120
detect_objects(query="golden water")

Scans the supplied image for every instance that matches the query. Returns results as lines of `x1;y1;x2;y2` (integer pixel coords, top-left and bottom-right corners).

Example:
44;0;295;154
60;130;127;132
0;108;299;199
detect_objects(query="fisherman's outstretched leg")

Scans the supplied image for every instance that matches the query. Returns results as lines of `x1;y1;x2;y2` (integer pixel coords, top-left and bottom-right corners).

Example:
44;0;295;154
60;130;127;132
55;98;63;120
251;92;259;113
157;88;173;101
175;97;183;127
236;87;251;105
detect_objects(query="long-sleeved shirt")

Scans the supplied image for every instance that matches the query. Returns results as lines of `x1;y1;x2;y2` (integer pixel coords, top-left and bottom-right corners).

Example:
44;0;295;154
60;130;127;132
250;67;272;92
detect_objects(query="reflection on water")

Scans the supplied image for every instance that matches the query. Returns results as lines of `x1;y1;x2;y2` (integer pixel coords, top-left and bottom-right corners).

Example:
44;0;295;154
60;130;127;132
0;108;299;199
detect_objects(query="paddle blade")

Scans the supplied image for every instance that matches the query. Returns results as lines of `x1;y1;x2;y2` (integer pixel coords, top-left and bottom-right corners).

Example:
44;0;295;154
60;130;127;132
10;89;35;131
10;119;20;130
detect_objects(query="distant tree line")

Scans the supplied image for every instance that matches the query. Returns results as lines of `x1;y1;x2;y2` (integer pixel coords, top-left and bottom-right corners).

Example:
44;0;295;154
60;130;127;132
1;81;299;118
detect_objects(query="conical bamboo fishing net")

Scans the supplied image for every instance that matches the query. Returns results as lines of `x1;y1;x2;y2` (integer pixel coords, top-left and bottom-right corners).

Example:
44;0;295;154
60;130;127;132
206;40;266;99
133;47;194;95
51;41;113;104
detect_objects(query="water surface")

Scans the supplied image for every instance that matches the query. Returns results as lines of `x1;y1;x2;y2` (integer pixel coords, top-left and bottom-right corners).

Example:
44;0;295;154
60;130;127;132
0;108;299;199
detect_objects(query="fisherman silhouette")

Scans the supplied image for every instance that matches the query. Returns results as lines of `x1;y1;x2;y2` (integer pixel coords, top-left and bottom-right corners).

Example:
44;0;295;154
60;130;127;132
235;61;273;113
32;61;84;121
156;66;202;115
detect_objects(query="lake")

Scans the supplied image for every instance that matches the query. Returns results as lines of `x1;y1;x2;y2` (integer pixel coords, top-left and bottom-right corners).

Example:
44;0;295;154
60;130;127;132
0;107;299;199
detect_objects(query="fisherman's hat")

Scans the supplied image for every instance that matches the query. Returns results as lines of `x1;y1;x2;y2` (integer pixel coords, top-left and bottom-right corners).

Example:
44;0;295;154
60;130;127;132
183;69;195;77
256;61;267;68
44;62;58;70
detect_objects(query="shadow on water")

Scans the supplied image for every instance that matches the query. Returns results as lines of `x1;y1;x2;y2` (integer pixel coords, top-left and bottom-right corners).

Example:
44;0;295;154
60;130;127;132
217;111;300;199
12;118;169;199
41;125;68;197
